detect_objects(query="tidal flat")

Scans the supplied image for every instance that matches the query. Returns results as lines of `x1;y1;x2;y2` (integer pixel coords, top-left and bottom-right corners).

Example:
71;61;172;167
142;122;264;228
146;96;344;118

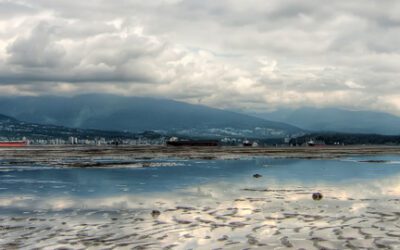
1;146;400;249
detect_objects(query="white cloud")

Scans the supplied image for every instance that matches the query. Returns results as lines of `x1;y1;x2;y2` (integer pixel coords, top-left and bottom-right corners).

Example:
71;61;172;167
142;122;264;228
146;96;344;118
0;0;400;114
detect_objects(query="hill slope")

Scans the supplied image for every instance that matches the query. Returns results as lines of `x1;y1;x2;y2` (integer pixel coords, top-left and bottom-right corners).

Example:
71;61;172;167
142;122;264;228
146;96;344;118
0;113;140;140
253;107;400;135
0;94;302;138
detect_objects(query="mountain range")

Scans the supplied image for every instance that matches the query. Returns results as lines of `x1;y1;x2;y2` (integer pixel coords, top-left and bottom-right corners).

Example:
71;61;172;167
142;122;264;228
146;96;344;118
252;107;400;135
0;94;302;138
1;94;400;138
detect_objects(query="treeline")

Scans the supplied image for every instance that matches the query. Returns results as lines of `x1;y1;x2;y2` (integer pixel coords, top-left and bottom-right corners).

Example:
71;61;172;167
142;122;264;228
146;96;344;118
291;133;400;145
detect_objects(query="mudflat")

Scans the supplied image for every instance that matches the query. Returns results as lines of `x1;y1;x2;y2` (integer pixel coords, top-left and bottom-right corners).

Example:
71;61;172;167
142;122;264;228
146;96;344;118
1;145;400;165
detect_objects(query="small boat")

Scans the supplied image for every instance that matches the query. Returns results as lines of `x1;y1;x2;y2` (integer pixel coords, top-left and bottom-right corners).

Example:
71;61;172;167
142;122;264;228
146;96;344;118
307;139;325;147
242;140;252;147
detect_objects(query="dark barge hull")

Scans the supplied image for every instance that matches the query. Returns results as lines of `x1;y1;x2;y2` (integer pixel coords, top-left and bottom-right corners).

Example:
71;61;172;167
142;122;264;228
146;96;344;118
166;140;219;146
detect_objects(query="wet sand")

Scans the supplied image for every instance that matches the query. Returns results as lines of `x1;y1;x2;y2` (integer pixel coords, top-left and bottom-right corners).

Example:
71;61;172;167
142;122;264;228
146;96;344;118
1;181;400;249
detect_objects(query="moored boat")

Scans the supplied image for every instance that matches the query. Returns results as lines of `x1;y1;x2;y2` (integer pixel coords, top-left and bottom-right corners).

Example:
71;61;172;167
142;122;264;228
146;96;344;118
166;137;219;146
0;141;27;147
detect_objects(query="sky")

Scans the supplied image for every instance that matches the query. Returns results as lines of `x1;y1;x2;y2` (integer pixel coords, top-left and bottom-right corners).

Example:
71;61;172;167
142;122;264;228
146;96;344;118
0;0;400;114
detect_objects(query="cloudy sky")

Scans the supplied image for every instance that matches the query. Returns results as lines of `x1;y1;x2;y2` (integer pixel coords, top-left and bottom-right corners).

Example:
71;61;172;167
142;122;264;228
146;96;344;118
0;0;399;114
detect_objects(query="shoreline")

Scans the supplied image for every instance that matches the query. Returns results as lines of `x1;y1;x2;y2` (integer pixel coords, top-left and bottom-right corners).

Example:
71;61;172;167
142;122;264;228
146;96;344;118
1;144;400;159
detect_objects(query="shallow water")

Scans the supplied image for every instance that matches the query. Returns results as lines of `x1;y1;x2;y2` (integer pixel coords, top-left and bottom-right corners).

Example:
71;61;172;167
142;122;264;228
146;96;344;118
1;155;400;249
1;155;400;198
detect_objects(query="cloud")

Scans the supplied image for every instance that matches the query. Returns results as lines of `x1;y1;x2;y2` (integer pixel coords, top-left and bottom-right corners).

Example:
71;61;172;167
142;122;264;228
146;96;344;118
7;22;66;68
0;0;400;114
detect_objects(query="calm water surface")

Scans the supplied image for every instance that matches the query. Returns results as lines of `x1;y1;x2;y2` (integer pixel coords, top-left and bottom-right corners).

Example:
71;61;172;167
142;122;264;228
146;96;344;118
0;155;399;199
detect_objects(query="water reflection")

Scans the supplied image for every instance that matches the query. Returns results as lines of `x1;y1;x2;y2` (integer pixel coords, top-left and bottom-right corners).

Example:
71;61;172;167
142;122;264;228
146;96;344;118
1;155;400;214
1;156;400;198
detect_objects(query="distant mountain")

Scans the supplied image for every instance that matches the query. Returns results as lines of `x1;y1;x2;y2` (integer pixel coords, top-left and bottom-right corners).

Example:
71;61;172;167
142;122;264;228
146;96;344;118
0;94;302;138
252;107;400;135
0;113;141;140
